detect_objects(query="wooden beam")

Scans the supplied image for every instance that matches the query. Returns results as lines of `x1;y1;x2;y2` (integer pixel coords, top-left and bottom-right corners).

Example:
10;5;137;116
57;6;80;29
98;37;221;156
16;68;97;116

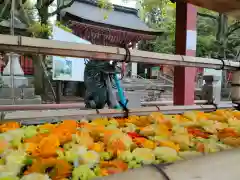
183;0;240;19
0;34;239;70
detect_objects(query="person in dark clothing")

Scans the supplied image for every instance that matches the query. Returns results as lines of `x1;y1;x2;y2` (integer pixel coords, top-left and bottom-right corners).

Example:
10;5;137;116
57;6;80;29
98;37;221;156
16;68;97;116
84;60;114;109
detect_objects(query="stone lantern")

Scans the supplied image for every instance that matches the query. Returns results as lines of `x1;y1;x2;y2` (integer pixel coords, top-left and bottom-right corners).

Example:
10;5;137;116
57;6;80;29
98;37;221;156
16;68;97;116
2;53;28;88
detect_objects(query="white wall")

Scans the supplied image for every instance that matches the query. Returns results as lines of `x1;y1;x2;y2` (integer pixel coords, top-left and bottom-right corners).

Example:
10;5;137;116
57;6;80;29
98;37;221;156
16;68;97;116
203;68;222;102
52;25;91;82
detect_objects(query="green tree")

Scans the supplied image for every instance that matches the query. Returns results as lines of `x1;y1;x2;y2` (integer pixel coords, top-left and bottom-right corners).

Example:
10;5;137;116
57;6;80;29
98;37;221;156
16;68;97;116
197;9;240;60
137;0;240;61
0;0;75;96
138;0;175;54
136;0;240;88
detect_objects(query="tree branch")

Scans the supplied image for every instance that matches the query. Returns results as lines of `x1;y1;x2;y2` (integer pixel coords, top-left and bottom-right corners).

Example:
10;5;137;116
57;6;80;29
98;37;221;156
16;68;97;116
197;12;217;20
48;0;75;17
18;0;32;26
0;0;11;19
36;0;54;10
235;49;240;61
227;21;240;37
45;0;55;7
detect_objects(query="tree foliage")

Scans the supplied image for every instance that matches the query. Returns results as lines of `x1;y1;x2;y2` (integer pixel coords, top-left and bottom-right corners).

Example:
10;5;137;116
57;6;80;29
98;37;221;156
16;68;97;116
137;0;240;62
197;10;240;60
0;0;75;96
138;0;176;54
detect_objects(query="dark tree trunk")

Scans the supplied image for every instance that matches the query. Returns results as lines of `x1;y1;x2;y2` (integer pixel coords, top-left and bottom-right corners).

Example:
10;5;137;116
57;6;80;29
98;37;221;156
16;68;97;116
33;6;49;96
33;55;45;95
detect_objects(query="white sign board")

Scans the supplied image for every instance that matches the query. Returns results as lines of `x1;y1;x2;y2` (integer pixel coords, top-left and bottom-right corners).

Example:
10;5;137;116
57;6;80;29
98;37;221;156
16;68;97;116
186;30;197;51
52;25;91;81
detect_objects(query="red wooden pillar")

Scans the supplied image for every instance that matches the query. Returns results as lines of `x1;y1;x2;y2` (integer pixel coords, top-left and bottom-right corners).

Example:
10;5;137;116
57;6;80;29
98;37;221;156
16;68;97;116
173;2;197;105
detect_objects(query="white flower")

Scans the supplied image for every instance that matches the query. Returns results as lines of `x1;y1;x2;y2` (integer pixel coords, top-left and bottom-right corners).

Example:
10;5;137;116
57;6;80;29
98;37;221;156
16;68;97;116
20;173;52;180
79;150;100;167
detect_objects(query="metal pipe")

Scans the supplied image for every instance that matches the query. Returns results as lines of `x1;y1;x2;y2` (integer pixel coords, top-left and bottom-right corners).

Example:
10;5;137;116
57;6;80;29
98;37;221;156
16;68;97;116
0;103;233;112
0;103;85;111
10;0;15;36
141;100;232;106
0;35;238;70
9;53;15;104
1;104;233;123
10;0;15;104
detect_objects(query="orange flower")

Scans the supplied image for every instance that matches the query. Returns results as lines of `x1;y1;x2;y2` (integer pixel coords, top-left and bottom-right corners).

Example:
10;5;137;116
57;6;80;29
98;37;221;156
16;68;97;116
89;125;107;138
57;120;77;134
89;142;104;152
38;123;56;133
24;133;49;144
196;142;205;153
49;159;72;180
0;139;8;153
38;135;60;158
51;120;77;145
53;129;72;145
25;158;72;180
24;158;57;174
115;118;126;127
0;122;20;132
218;128;238;139
232;111;240;120
107;139;126;155
106;168;124;175
25;143;38;154
100;160;128;172
158;140;180;152
133;137;156;149
100;168;109;176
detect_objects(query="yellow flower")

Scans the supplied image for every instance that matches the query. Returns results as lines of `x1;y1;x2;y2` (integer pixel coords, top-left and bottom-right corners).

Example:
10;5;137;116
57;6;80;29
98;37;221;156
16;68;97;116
158;140;180;152
89;142;104;152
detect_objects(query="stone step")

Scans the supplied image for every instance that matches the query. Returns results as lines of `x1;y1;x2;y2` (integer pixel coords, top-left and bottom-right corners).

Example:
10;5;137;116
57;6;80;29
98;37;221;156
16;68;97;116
0;88;36;98
0;96;42;105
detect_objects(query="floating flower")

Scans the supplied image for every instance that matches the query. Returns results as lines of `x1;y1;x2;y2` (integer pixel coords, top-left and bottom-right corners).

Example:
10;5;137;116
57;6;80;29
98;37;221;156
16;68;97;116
132;148;155;164
76;131;94;149
79;150;100;167
0;122;20;133
20;173;51;180
1;109;240;179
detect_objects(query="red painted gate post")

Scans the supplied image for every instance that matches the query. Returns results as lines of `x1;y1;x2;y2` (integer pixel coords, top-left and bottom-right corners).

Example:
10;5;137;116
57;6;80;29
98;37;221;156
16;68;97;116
173;2;197;105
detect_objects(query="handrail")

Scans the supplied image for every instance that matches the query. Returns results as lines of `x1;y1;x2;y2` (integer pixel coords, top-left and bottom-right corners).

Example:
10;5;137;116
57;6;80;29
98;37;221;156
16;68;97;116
123;70;161;91
158;72;173;84
40;58;57;102
0;34;238;70
141;100;232;106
